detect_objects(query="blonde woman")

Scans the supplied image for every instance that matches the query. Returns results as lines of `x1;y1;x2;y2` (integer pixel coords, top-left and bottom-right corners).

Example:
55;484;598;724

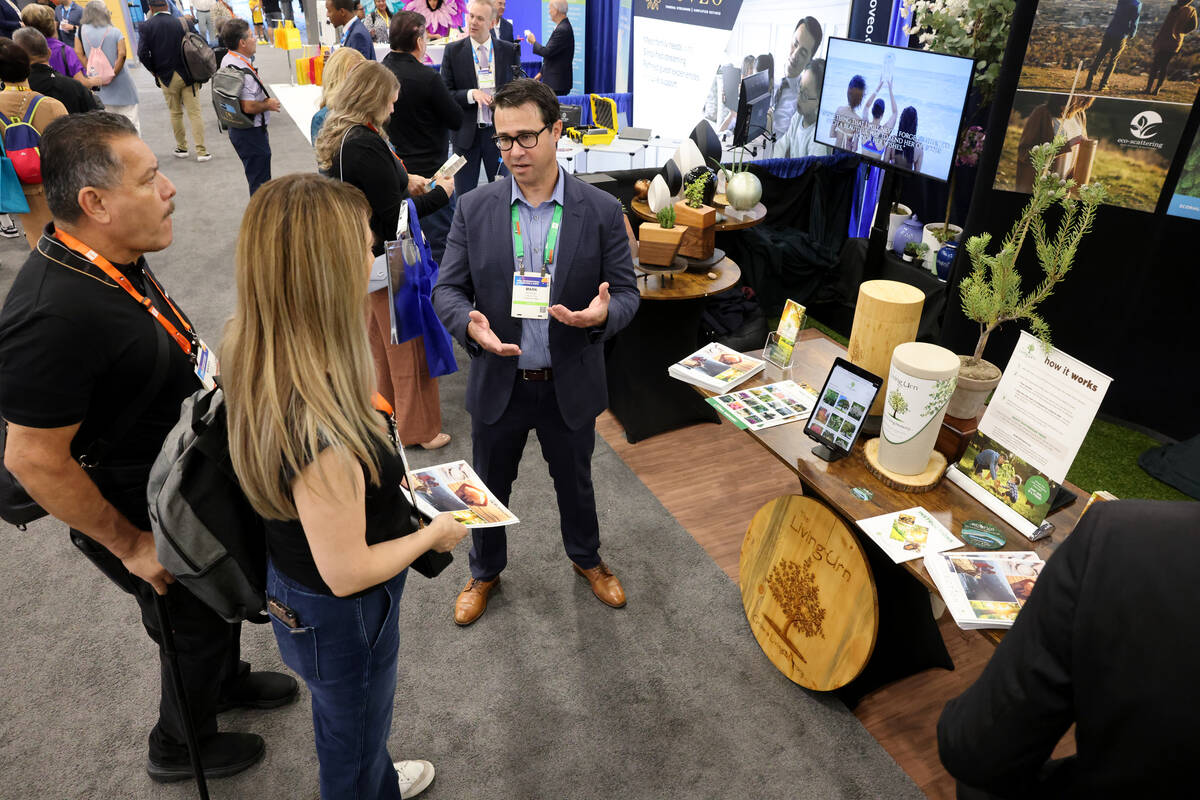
223;173;467;799
309;44;364;143
315;61;456;450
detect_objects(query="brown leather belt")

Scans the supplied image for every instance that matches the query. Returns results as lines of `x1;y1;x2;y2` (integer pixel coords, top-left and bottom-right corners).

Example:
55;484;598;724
519;368;553;381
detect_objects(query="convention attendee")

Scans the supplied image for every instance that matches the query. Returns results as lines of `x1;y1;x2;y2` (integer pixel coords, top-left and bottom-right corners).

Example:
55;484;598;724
309;44;364;143
884;105;924;173
778;58;829;159
0;38;66;248
1084;0;1141;92
525;0;572;95
383;9;463;260
0;0;20;39
771;16;821;141
858;78;897;160
365;0;390;43
432;79;640;625
210;0;235;38
0;111;297;785
75;0;140;131
261;0;282;33
249;0;266;41
219;19;279;195
1146;0;1197;95
492;0;512;43
829;73;866;152
53;0;82;48
1014;94;1091;192
190;0;216;44
315;61;455;450
939;500;1200;797
441;0;518;193
139;0;210;161
16;28;99;114
21;3;90;85
327;0;375;60
405;0;461;38
223;173;467;800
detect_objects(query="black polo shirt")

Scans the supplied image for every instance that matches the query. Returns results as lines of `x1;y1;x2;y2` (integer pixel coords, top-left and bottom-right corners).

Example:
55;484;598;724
0;228;201;488
28;63;101;115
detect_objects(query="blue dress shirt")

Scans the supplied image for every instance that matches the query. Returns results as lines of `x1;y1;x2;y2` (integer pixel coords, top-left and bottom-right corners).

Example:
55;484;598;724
512;166;565;369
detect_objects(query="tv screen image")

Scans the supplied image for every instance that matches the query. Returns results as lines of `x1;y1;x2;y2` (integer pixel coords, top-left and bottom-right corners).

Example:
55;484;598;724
815;38;975;182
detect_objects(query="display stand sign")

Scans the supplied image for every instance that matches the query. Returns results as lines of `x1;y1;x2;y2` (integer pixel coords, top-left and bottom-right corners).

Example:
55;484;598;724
945;331;1112;540
762;299;806;369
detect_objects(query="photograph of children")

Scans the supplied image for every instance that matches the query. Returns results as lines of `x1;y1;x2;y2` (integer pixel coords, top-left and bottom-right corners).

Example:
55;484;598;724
835;395;851;412
848;402;866;421
997;0;1199;211
816;406;831;423
411;461;519;528
957;433;1060;525
823;388;840;406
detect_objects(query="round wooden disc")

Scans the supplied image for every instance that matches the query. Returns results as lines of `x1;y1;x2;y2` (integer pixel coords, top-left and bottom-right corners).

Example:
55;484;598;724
861;438;947;493
739;495;878;691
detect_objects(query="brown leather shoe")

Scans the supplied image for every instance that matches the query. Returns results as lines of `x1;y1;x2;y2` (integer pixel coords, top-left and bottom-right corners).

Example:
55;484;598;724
573;561;626;608
454;576;499;626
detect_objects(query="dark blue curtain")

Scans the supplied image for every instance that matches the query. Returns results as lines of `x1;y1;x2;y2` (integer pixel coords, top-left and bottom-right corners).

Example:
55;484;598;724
585;0;618;94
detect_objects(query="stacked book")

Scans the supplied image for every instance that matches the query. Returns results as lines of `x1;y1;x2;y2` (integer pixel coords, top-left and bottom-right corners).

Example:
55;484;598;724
668;342;764;392
923;550;1046;630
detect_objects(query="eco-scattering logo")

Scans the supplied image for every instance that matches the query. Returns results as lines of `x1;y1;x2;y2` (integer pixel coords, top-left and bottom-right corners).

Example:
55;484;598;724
645;0;661;9
1129;110;1163;140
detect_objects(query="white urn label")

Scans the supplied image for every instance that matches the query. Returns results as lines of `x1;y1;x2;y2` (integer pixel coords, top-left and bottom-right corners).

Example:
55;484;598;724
881;366;956;445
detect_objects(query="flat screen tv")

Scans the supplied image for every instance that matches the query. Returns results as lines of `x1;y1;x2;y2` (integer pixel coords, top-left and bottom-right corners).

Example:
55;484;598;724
814;37;975;183
733;69;773;148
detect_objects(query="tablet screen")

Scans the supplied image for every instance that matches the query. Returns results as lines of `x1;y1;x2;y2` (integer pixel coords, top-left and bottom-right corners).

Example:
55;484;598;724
806;360;881;453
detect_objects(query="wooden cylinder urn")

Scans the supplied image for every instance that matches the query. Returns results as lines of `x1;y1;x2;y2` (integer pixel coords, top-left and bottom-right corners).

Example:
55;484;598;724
637;221;687;267
876;341;960;476
846;280;925;417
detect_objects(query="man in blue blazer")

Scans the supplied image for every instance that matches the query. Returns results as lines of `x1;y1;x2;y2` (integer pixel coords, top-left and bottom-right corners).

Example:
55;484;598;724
525;0;573;94
433;79;639;626
325;0;374;60
492;0;514;43
443;0;519;194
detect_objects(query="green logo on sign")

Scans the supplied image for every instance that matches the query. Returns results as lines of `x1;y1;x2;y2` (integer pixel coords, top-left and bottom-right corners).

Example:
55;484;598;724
1023;475;1052;506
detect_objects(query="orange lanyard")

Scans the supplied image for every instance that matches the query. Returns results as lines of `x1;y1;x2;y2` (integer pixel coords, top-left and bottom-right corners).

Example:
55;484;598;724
53;229;195;357
228;51;258;76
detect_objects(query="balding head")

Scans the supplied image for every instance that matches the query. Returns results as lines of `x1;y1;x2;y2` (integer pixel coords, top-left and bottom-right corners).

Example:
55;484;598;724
13;28;51;63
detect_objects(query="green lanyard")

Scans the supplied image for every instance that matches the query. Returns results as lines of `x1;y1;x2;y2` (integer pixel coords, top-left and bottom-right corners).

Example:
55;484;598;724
511;202;563;276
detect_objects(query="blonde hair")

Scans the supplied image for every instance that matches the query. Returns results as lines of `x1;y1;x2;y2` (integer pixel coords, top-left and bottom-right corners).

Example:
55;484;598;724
314;61;400;171
318;46;366;111
21;4;56;39
222;174;386;521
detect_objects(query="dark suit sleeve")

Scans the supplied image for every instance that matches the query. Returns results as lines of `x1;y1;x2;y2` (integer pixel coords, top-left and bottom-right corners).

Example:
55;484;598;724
937;519;1087;796
137;23;154;73
432;198;482;357
441;43;474;108
342;135;405;256
532;24;570;59
591;198;639;342
429;69;464;131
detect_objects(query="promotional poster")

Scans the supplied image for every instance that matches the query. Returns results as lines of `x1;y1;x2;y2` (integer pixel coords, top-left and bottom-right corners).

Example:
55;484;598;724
994;0;1200;212
1167;126;1200;218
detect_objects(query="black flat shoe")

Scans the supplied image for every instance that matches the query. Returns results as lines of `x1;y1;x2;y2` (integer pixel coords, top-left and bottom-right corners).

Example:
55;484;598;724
147;732;265;783
217;670;299;713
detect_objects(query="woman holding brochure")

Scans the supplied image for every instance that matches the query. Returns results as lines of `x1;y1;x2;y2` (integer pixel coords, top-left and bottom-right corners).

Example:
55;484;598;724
223;174;468;799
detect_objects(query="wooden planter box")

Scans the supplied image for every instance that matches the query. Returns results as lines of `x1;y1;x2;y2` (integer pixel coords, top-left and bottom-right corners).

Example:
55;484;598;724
674;201;716;230
638;222;687;266
674;201;716;260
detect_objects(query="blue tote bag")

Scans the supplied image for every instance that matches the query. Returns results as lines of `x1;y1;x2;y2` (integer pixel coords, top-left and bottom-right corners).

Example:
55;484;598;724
388;199;457;379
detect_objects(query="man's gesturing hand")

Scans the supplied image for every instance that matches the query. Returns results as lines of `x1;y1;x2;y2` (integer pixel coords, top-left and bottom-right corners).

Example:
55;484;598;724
467;310;522;356
549;282;610;328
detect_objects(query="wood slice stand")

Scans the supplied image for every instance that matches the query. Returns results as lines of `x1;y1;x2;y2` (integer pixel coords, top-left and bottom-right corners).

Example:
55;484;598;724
739;495;877;691
861;438;947;493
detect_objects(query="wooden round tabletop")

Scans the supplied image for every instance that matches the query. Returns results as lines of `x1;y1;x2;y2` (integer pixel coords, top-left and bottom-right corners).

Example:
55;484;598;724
631;198;766;232
637;258;740;300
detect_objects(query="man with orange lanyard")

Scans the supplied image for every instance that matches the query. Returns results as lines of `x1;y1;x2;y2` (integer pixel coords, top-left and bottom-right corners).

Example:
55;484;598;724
0;112;296;784
218;19;280;195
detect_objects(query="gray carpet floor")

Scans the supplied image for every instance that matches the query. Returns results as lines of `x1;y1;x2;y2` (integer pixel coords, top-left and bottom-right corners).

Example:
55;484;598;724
0;49;921;799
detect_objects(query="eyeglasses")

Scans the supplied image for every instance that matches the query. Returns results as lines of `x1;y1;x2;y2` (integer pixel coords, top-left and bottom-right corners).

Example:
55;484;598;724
492;124;551;151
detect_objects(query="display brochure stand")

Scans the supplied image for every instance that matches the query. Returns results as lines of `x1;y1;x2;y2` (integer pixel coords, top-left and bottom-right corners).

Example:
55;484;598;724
761;331;795;378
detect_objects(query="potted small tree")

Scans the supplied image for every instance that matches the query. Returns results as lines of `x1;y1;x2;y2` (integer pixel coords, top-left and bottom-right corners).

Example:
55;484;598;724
675;175;717;260
637;205;688;267
947;133;1107;419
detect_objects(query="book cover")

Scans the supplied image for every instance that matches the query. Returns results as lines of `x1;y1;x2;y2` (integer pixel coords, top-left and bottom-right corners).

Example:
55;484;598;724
705;380;818;432
407;460;519;528
923;551;1045;630
668;342;764;392
855;507;963;564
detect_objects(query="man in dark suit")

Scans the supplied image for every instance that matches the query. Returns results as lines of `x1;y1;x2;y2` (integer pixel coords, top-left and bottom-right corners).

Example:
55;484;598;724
938;500;1200;797
492;0;514;43
442;0;519;194
325;0;374;60
138;0;210;160
525;0;572;94
383;9;463;260
15;28;99;114
433;79;639;626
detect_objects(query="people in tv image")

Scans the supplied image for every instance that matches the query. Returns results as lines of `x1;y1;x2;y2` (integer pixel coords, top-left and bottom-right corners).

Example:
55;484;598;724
1084;0;1142;92
771;16;822;141
857;78;898;160
778;58;830;159
830;74;866;152
1147;0;1198;95
1015;94;1092;192
884;105;923;172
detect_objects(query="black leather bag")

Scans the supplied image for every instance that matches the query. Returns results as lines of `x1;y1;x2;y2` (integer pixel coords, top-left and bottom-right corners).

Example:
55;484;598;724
0;419;48;528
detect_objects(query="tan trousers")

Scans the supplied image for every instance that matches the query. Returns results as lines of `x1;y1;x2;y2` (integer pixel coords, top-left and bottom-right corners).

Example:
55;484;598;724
366;289;442;445
160;73;207;156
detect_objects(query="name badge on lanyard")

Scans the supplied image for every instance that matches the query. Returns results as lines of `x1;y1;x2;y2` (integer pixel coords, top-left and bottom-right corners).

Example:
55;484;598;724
510;203;562;320
474;44;496;91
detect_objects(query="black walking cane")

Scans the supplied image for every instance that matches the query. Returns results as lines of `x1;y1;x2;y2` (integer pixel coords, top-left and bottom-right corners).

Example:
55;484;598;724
152;591;211;800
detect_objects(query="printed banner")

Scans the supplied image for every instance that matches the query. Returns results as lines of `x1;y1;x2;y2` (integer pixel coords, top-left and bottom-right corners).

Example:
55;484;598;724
1167;125;1200;218
995;0;1200;212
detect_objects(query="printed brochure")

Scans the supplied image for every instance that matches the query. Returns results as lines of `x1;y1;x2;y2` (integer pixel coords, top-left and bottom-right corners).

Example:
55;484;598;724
668;342;764;392
705;380;818;432
408;460;518;528
924;550;1045;630
855;507;963;564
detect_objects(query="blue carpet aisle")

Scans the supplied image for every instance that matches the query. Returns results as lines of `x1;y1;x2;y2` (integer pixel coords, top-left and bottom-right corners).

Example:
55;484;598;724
0;48;921;798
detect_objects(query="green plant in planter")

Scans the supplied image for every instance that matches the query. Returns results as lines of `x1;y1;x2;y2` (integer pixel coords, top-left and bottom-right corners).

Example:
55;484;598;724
959;133;1107;367
684;176;707;209
904;241;929;259
656;205;676;229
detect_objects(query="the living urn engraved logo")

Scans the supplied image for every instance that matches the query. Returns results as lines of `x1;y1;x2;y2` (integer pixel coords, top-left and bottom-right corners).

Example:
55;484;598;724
1129;110;1163;140
764;556;827;663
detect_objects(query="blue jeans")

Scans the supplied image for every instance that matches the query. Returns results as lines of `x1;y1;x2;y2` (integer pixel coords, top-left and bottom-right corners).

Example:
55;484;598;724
267;560;407;800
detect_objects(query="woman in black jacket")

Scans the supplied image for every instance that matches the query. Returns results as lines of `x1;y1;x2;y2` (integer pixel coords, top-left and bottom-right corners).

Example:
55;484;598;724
315;60;456;450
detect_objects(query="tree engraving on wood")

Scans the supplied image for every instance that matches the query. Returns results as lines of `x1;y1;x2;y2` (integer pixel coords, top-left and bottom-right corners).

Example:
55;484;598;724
764;556;827;663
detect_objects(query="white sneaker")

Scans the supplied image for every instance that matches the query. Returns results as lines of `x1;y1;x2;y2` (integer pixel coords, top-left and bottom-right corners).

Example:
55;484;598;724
394;759;435;799
197;153;213;163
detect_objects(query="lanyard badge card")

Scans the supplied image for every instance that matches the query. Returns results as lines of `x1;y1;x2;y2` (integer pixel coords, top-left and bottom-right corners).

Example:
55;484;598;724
510;204;561;320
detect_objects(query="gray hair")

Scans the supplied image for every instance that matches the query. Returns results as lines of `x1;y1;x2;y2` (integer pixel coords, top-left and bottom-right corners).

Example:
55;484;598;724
42;112;139;225
12;28;50;60
549;0;566;14
81;0;112;27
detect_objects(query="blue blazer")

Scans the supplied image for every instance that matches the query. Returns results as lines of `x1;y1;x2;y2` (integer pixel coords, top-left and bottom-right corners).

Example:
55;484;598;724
432;174;640;430
441;35;519;151
342;17;375;61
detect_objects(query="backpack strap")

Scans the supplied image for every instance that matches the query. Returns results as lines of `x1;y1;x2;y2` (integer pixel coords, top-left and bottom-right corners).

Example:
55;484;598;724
21;95;46;127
